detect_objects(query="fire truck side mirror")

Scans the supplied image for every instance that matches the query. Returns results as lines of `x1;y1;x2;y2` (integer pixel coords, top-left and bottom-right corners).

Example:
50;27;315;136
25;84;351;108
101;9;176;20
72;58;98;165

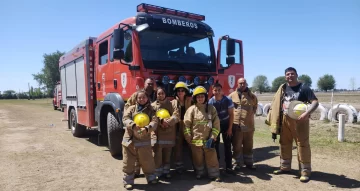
113;49;124;60
226;57;235;65
226;39;235;56
113;28;124;50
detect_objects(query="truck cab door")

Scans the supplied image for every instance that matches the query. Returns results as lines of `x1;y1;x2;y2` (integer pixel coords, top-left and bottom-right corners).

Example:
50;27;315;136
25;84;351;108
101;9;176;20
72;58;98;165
96;38;114;100
217;35;244;95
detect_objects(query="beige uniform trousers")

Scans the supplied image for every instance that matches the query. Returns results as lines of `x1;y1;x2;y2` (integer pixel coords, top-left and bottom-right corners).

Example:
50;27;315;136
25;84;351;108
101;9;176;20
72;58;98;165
122;145;156;185
280;115;311;176
232;126;255;166
153;144;172;177
191;145;220;178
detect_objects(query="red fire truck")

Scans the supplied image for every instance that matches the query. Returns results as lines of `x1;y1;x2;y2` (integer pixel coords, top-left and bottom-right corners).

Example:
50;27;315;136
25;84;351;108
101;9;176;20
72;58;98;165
53;81;63;112
59;3;244;156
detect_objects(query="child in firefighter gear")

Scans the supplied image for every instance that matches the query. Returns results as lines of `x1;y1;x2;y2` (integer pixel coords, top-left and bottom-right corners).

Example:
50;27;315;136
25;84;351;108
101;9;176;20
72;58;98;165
171;81;193;174
208;83;236;175
151;86;180;179
183;86;221;182
228;78;258;170
266;67;318;183
122;90;159;190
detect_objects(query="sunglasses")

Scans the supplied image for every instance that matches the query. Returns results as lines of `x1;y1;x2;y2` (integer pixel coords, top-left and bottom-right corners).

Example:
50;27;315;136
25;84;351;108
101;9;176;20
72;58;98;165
177;89;185;92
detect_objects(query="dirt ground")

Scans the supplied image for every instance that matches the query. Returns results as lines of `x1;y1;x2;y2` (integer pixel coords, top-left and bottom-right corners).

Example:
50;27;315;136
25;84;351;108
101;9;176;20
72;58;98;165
0;99;360;191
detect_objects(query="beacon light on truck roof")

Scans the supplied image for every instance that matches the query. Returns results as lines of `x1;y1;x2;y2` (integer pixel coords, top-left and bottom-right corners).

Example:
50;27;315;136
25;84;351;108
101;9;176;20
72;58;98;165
137;3;206;21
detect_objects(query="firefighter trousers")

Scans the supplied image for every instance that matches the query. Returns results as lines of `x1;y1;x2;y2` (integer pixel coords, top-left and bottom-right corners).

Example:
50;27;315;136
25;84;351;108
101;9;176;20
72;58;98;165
232;126;255;167
153;144;172;177
122;145;156;185
280;115;311;176
191;145;220;178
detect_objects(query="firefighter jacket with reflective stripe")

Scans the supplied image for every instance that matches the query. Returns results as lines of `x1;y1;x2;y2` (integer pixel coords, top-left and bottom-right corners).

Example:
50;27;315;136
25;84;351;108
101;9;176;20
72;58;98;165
122;103;158;148
228;89;258;131
151;99;180;147
183;103;220;146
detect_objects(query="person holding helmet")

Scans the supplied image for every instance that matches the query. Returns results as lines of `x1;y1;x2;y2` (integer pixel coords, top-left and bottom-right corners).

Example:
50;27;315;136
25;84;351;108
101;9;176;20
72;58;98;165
266;67;318;182
171;81;193;174
183;86;221;182
151;86;180;179
228;77;258;171
122;90;159;190
124;78;156;178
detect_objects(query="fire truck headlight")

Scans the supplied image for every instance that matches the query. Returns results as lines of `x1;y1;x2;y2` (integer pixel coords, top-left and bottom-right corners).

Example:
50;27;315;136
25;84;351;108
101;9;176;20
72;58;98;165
178;76;186;82
208;76;214;85
162;75;170;85
194;76;200;86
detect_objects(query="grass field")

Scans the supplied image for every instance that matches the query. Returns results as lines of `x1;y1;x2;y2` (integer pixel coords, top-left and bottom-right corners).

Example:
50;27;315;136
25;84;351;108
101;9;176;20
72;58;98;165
255;92;360;154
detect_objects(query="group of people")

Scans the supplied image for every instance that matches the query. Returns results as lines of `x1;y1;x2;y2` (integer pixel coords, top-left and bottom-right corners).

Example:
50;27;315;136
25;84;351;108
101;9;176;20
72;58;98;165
120;67;319;190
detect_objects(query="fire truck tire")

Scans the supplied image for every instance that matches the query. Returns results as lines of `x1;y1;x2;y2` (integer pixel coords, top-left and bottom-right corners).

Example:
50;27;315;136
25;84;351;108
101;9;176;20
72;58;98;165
107;111;124;157
70;109;86;137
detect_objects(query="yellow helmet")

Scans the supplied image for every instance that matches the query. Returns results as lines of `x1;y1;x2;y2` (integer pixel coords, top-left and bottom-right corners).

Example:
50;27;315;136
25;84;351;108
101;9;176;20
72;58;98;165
133;113;150;128
174;82;189;91
193;86;207;96
156;108;171;119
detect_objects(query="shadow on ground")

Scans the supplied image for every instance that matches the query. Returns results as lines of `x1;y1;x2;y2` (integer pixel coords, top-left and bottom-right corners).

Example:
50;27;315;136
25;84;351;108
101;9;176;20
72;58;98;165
132;170;211;191
307;171;360;189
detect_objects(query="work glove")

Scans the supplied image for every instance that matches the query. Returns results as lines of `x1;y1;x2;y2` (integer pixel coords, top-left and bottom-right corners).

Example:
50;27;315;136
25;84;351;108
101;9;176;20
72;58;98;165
205;138;214;148
272;133;277;142
207;121;213;129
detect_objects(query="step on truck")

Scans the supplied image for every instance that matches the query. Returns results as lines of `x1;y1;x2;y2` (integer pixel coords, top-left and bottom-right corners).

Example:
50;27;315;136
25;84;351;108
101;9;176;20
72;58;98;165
59;3;244;156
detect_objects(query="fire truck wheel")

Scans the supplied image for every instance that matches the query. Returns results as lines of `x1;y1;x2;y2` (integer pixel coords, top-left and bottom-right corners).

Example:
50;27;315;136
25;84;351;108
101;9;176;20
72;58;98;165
70;109;86;137
107;111;124;157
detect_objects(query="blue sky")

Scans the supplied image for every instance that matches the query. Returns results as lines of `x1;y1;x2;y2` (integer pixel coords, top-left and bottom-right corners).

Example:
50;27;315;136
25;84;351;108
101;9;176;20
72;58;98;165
0;0;359;93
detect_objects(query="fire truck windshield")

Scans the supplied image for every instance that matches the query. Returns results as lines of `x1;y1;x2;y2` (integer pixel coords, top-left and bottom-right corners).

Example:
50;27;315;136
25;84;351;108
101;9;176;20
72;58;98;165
139;30;216;72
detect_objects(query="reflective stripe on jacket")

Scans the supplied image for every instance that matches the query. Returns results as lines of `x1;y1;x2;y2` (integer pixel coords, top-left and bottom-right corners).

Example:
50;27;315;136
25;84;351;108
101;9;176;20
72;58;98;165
151;99;180;147
122;103;158;147
183;103;220;146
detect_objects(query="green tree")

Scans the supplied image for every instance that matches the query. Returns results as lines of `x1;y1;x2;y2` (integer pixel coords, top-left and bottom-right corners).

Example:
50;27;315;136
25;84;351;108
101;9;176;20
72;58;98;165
33;51;65;95
3;90;16;99
252;75;270;93
317;74;336;92
298;74;312;87
271;76;287;92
